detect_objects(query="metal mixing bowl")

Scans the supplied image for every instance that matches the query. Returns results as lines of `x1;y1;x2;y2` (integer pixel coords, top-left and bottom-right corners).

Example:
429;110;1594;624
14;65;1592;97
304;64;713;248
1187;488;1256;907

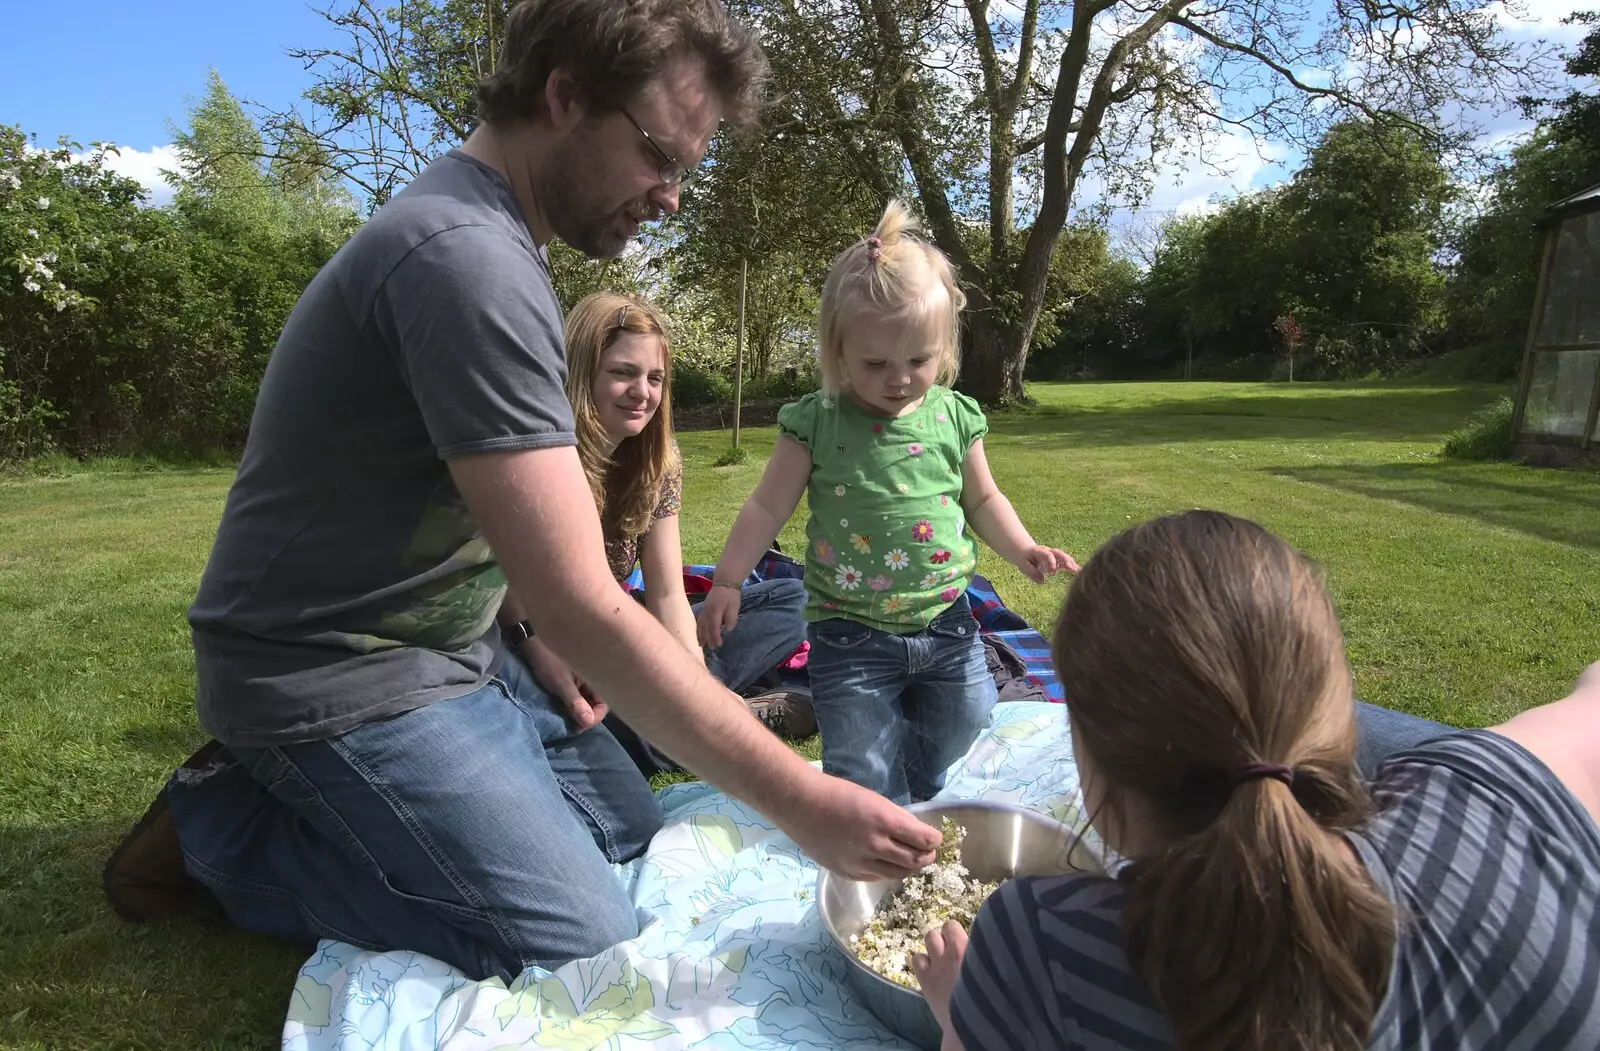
816;799;1105;1050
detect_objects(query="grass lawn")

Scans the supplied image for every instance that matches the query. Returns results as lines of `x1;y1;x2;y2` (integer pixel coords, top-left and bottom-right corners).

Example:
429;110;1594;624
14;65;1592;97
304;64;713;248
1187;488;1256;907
3;380;1597;1049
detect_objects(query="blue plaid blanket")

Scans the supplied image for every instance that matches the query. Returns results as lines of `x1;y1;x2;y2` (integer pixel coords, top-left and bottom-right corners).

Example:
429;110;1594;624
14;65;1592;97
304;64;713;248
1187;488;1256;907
623;556;1063;704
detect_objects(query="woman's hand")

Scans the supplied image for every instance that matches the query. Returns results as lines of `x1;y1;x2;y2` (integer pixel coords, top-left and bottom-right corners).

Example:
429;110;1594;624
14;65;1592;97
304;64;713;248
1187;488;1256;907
912;920;969;1038
697;585;742;648
522;634;609;730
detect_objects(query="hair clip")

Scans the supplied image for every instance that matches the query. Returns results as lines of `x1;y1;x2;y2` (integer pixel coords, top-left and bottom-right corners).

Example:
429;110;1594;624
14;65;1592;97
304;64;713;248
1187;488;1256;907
616;305;630;329
866;235;882;262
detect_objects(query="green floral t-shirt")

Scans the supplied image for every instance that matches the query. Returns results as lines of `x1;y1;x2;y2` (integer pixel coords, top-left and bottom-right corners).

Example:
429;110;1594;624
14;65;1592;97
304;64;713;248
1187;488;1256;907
777;385;988;633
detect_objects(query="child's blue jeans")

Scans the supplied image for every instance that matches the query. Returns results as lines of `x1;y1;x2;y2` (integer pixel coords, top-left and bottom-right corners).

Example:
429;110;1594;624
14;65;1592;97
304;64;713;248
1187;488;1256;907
806;595;997;804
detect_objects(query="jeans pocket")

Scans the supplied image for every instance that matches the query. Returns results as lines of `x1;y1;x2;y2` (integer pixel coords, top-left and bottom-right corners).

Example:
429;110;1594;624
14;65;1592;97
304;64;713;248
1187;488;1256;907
810;618;876;650
925;609;978;642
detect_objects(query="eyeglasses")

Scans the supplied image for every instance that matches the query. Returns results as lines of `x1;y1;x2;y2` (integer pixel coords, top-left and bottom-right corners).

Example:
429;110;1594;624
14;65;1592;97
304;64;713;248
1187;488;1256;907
619;106;698;188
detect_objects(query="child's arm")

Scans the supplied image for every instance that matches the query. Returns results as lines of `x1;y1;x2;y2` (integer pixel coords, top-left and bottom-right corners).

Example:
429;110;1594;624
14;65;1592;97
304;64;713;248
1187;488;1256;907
913;920;970;1051
960;439;1079;582
698;435;812;647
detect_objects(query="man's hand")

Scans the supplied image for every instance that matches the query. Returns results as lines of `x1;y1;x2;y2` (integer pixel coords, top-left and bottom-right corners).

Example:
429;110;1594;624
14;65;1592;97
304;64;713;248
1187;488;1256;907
521;634;608;729
1019;544;1080;582
912;919;969;1036
697;586;742;649
786;772;942;880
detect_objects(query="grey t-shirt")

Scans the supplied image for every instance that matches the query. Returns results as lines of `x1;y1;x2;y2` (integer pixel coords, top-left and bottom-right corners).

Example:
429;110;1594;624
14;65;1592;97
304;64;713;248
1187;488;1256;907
189;150;573;747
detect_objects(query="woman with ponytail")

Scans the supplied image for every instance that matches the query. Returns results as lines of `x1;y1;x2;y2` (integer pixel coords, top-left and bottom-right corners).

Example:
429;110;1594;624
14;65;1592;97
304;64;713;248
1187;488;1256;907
914;510;1600;1051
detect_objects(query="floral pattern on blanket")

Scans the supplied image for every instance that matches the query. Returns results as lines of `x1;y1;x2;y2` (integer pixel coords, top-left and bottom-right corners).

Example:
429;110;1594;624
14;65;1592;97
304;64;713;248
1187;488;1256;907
282;701;1093;1051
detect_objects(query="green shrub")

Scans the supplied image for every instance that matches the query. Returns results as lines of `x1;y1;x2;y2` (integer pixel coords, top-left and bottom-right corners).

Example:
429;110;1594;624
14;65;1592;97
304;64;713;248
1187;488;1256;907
1442;396;1516;460
713;444;750;466
673;362;733;407
742;368;817;401
1409;342;1523;382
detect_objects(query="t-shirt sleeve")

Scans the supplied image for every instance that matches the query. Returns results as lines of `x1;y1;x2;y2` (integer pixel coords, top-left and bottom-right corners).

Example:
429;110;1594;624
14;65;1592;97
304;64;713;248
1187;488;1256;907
950;880;1064;1050
947;389;989;452
776;392;822;451
652;456;683;520
377;224;575;460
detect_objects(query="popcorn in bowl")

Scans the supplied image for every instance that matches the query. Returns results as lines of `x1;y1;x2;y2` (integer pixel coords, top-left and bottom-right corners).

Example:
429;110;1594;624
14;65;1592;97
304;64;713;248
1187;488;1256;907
848;818;998;990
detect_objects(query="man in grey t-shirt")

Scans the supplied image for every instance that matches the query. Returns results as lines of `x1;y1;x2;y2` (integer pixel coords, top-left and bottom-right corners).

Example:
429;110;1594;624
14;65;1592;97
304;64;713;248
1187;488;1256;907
103;0;939;981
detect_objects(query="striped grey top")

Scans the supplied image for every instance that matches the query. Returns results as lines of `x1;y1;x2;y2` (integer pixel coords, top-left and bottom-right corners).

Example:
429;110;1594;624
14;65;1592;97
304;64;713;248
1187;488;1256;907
951;732;1600;1050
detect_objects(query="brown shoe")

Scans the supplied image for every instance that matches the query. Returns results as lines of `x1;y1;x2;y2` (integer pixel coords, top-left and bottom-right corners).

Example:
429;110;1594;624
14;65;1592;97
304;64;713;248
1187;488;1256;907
102;741;228;923
744;685;817;740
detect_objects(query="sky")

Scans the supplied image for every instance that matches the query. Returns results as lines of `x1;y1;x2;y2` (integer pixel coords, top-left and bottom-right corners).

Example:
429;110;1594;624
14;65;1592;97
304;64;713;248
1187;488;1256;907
0;0;1586;218
1;0;344;206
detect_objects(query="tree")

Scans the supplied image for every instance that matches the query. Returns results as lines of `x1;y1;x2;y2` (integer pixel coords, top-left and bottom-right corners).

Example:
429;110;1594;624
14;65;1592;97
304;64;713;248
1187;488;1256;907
1276;120;1453;338
722;0;1552;402
1448;12;1600;368
670;114;879;383
1142;192;1295;370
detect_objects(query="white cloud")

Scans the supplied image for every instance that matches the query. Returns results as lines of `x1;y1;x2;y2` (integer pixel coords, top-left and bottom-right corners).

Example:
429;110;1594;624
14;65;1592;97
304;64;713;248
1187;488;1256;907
1488;0;1584;31
1142;129;1292;216
78;144;181;207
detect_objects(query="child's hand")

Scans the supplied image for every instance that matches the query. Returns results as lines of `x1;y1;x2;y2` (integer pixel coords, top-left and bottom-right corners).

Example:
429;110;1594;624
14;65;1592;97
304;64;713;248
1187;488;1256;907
1019;544;1080;582
911;919;969;1032
697;585;742;648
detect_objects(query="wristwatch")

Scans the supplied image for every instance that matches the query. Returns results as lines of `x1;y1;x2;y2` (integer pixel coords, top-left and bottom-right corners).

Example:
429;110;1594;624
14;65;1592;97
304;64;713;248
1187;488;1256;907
503;619;534;648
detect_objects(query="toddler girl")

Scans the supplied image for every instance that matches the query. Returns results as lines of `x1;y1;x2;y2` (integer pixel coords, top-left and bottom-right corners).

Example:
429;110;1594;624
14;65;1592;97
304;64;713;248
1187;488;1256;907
698;200;1077;804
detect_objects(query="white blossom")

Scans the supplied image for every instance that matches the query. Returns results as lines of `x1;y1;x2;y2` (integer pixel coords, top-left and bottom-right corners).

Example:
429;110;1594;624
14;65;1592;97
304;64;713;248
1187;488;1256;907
850;820;997;991
22;277;41;293
26;227;38;238
54;299;67;312
120;241;135;253
35;196;49;209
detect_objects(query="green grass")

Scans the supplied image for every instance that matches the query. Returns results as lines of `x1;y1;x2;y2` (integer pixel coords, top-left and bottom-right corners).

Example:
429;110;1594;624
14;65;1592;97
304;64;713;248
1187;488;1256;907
3;380;1598;1049
1442;395;1516;461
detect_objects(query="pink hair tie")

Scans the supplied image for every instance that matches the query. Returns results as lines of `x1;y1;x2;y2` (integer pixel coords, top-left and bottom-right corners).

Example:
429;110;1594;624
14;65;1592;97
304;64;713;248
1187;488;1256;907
866;235;882;262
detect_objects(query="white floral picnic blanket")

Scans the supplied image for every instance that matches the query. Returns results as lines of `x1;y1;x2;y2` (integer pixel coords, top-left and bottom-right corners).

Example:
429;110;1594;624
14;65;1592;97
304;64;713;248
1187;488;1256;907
282;701;1090;1051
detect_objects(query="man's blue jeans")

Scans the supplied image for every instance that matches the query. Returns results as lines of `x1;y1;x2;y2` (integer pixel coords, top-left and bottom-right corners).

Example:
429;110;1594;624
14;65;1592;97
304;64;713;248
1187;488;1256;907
167;650;662;983
808;596;997;805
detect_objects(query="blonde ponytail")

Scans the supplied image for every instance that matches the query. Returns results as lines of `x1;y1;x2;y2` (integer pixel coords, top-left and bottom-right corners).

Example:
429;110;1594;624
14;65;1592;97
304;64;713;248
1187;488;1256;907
817;198;966;396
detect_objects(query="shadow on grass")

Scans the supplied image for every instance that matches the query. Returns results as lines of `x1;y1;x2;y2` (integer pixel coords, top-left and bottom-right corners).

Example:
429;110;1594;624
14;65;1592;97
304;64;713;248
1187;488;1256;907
987;386;1504;449
120;720;211;759
1270;461;1600;553
0;820;301;1050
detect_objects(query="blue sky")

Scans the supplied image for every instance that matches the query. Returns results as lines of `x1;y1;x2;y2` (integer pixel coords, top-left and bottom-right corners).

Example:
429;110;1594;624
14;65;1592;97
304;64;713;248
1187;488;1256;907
2;0;342;204
2;0;1584;217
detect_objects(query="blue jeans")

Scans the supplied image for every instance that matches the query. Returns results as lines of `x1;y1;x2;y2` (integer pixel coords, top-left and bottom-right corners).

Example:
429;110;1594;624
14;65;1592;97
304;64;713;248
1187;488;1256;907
167;650;662;982
1354;700;1453;779
808;597;997;805
605;577;807;776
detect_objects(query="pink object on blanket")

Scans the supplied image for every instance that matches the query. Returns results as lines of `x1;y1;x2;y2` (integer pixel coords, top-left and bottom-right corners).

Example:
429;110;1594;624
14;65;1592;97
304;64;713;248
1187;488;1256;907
780;640;810;670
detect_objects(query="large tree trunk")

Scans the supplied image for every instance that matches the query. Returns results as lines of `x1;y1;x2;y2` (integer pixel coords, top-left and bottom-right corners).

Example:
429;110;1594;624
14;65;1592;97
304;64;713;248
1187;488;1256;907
960;314;1029;405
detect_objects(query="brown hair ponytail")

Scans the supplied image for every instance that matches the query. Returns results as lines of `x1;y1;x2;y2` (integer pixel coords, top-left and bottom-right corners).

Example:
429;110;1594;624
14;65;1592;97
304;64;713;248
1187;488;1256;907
1055;511;1394;1051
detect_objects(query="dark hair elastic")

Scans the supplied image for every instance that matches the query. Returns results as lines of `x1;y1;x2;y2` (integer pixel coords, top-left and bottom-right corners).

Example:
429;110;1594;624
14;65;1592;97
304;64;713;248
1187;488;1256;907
1233;762;1294;787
